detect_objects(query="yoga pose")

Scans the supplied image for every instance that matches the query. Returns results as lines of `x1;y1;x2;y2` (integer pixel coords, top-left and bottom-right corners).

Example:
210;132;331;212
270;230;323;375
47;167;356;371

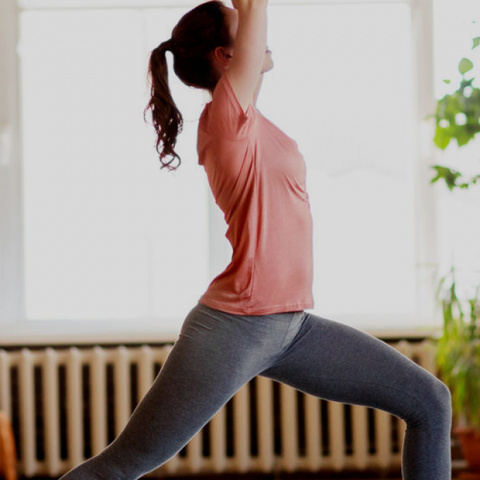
60;1;452;478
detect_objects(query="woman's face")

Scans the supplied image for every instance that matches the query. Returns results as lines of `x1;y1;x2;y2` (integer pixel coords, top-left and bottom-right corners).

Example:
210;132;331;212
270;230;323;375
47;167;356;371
222;6;274;74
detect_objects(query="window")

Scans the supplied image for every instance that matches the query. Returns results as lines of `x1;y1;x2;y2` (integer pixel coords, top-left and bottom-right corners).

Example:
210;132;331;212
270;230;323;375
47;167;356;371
20;7;210;326
3;0;474;340
262;3;415;327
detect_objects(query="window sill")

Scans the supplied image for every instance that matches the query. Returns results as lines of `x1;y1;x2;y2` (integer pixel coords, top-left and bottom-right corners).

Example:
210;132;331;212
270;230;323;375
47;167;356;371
0;316;440;347
0;319;179;347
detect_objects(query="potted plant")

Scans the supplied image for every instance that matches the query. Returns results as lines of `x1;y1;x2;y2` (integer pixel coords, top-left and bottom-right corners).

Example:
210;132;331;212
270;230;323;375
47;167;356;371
435;268;480;473
431;33;480;476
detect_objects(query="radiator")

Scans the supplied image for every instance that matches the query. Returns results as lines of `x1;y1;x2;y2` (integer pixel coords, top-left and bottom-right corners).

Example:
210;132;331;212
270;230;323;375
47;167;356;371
0;340;437;478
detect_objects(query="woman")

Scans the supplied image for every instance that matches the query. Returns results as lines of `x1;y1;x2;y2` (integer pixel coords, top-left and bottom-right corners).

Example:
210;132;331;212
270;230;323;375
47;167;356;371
60;1;452;479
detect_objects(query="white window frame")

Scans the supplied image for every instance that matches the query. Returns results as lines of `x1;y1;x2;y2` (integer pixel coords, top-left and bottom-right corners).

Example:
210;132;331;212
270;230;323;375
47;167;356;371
0;0;439;344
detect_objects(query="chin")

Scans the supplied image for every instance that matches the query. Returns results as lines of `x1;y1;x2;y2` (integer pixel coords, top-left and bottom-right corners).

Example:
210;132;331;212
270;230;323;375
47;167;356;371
262;63;274;74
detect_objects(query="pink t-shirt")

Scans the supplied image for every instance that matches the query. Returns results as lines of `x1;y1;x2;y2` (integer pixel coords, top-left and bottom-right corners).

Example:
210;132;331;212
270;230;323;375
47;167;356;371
197;72;314;315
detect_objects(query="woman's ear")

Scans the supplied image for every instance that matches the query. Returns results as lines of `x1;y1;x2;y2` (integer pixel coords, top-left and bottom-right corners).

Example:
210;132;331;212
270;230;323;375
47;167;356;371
213;46;233;70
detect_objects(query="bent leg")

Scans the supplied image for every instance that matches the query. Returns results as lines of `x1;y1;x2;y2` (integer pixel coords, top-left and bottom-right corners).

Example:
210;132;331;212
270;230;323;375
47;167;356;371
261;312;452;480
59;305;278;480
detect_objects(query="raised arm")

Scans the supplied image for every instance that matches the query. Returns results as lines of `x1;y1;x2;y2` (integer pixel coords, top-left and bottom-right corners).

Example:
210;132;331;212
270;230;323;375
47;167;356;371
228;0;268;112
253;47;273;105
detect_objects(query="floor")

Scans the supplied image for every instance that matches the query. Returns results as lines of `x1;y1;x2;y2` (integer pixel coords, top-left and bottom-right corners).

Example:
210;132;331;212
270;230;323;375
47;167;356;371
139;474;402;480
19;474;472;480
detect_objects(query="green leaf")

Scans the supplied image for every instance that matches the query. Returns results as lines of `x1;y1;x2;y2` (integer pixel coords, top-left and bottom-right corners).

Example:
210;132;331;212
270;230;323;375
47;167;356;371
455;125;475;147
443;79;451;84
473;37;480;49
459;58;474;75
430;165;462;190
433;127;451;150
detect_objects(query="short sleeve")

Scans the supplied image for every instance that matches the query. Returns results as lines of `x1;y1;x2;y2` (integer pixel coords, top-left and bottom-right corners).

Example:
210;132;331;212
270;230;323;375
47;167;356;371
202;72;255;140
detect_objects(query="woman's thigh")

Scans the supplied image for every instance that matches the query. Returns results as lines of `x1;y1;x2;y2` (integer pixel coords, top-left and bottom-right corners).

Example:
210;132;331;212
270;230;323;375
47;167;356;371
61;304;303;479
93;304;299;475
260;312;449;423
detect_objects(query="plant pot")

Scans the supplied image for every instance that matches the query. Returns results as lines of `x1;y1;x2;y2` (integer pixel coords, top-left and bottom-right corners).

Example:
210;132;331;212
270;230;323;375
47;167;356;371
456;427;480;472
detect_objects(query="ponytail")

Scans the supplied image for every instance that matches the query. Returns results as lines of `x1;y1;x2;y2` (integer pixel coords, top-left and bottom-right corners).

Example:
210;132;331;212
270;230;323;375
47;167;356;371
145;40;183;170
145;1;232;171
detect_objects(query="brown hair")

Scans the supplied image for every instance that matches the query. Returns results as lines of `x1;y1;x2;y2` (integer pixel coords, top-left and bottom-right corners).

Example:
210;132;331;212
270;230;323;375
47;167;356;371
145;1;232;170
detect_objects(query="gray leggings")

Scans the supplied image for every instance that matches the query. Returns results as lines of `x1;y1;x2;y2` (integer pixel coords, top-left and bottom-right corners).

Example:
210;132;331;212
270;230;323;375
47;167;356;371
60;303;452;480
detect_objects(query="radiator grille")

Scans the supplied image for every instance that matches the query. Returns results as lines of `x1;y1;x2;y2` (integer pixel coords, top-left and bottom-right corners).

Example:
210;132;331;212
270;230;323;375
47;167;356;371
0;340;436;477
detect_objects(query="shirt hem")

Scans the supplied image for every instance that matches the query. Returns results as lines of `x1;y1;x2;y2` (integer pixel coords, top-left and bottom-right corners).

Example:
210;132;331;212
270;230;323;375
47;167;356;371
198;298;314;316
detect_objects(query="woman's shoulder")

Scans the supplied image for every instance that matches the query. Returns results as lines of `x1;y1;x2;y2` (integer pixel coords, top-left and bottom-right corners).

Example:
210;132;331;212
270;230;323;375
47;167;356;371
212;73;255;119
199;72;256;140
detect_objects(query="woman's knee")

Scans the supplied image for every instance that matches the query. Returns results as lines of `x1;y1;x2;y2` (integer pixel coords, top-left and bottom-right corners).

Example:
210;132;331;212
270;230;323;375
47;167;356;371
432;378;452;419
410;375;452;428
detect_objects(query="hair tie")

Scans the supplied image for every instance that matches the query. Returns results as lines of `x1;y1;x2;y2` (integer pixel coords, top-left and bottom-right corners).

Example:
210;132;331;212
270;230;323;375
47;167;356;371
161;39;173;52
